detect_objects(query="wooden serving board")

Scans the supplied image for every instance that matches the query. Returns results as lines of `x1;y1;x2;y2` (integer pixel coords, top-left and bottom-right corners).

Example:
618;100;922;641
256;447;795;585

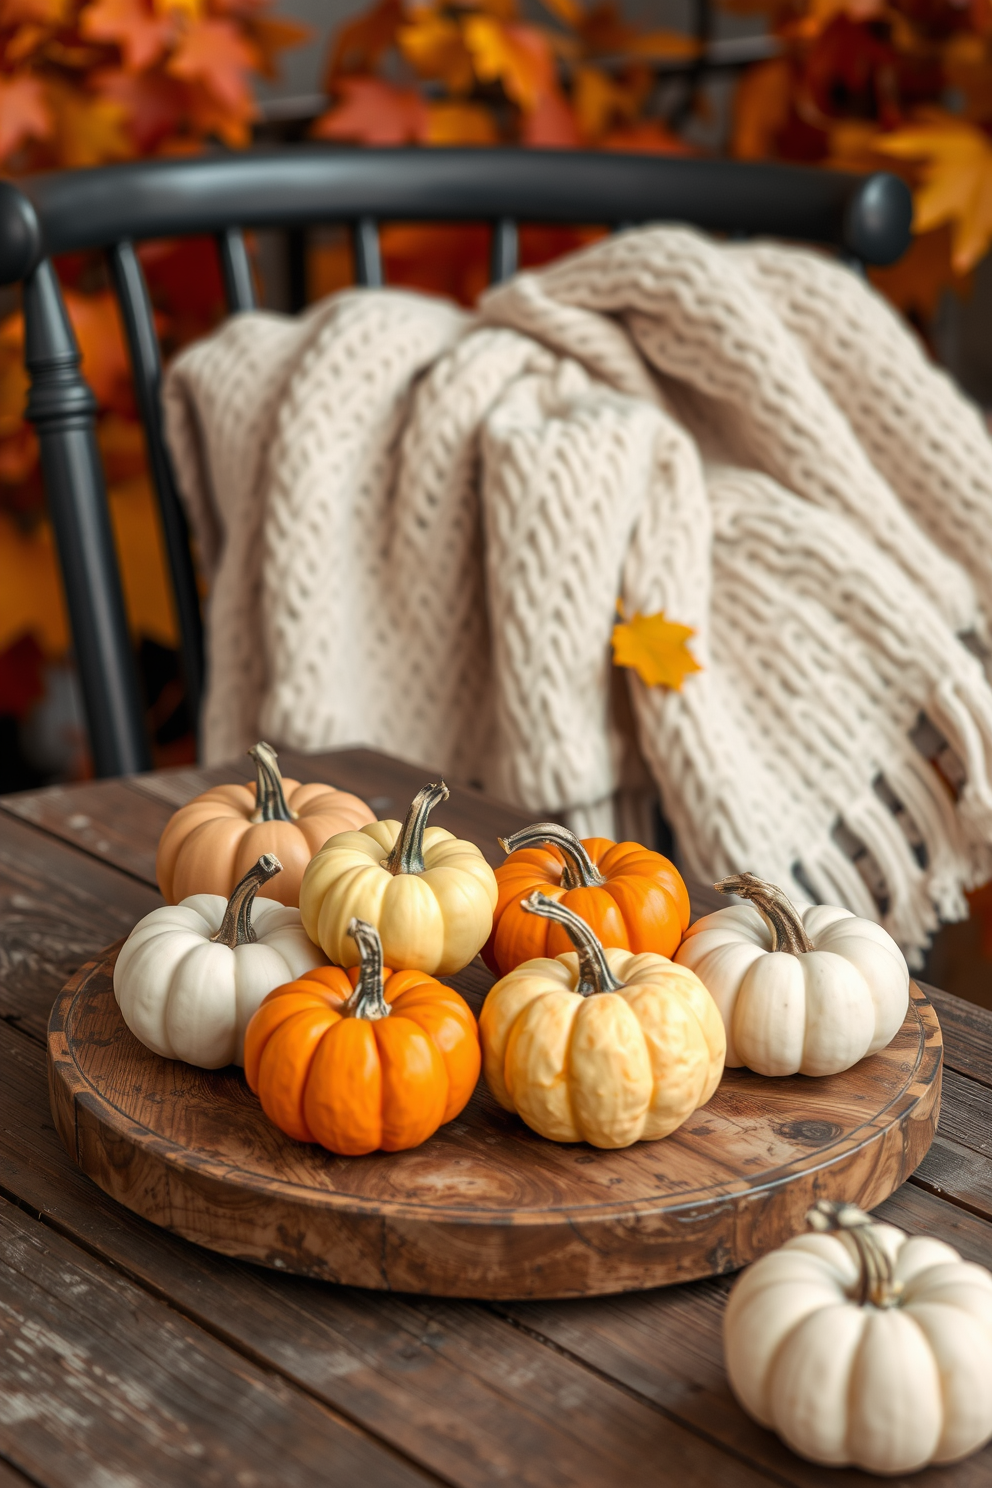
49;945;942;1300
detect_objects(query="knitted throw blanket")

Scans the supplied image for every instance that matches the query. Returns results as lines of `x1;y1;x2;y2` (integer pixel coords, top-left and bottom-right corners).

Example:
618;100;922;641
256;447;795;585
163;227;992;962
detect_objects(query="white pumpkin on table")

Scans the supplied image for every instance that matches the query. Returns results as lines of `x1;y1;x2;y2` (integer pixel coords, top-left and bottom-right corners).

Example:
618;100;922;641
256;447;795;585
675;873;909;1076
724;1200;992;1474
114;853;327;1068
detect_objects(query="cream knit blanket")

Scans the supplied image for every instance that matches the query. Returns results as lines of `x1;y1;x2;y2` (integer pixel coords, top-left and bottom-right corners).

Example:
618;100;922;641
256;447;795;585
163;226;992;962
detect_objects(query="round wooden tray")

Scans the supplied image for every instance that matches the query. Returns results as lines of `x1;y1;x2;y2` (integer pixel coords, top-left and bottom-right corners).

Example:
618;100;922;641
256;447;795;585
48;945;942;1299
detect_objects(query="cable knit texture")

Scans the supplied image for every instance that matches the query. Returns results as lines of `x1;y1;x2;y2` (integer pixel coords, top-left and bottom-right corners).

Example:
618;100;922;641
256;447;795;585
162;226;992;962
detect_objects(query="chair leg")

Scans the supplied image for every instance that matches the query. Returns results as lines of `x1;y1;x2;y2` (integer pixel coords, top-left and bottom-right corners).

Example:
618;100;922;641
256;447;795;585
24;259;151;778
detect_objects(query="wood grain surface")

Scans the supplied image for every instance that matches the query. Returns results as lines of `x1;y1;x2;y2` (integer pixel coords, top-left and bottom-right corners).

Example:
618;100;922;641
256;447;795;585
48;941;941;1298
2;747;992;1486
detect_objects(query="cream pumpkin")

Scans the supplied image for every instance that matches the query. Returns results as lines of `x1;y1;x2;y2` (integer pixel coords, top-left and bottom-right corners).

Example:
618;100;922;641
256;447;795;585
724;1200;992;1474
675;873;909;1077
115;854;327;1068
479;892;725;1148
299;781;498;976
155;741;375;908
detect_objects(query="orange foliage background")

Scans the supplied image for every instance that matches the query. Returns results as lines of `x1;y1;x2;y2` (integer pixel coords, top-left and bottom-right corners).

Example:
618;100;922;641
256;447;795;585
2;0;992;766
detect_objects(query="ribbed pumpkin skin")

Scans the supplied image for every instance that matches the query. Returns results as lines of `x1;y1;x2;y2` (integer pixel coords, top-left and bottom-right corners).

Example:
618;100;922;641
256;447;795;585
243;965;481;1155
484;839;690;976
156;780;375;908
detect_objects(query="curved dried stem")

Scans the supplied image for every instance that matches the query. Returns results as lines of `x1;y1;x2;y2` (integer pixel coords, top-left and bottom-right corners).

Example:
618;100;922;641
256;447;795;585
499;822;606;890
248;741;296;823
714;873;814;955
521;891;624;997
341;917;391;1021
210;854;282;947
806;1200;902;1308
383;782;449;876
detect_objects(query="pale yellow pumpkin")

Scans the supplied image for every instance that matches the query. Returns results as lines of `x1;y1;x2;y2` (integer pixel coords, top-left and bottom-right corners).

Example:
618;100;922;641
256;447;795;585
299;782;498;977
479;892;725;1148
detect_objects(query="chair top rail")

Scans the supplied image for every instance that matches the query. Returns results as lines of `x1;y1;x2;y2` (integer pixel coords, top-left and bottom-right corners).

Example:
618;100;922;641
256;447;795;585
0;146;912;286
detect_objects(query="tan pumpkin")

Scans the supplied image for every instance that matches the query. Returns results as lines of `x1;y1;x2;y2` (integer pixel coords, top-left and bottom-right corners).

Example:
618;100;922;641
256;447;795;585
479;892;725;1148
156;742;375;908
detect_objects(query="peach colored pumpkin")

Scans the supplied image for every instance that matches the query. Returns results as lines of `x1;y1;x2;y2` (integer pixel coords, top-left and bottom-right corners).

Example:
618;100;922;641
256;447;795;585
156;742;375;908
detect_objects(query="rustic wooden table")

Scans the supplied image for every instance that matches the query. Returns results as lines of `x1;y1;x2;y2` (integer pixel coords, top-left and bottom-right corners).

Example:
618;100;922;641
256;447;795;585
1;745;991;1488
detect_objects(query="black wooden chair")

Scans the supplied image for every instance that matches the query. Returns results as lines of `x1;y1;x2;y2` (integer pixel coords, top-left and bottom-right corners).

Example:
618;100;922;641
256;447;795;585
0;146;912;778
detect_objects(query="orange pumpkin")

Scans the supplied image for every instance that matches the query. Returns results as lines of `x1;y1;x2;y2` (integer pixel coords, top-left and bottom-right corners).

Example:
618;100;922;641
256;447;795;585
243;917;481;1155
156;741;375;908
483;822;690;976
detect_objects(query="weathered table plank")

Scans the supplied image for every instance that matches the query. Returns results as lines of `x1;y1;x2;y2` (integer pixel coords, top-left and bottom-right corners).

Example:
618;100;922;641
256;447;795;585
0;1192;438;1488
0;814;160;1042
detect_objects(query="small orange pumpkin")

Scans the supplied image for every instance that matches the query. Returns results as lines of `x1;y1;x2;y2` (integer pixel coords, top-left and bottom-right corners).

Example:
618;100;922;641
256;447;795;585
244;917;481;1155
483;822;690;976
156;741;375;908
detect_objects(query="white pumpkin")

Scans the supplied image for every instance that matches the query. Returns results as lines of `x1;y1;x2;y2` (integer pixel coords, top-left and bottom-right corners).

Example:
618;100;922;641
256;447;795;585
724;1201;992;1474
674;873;909;1076
114;853;327;1068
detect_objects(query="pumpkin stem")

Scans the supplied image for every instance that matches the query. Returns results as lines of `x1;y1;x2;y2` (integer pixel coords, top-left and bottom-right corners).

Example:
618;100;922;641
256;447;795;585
341;917;391;1021
210;854;282;948
382;782;449;876
806;1200;903;1309
499;822;606;890
248;741;297;824
521;891;624;997
714;873;814;956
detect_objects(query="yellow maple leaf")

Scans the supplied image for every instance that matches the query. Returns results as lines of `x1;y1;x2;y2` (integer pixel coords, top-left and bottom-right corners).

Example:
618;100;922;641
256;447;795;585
876;115;992;274
612;609;702;691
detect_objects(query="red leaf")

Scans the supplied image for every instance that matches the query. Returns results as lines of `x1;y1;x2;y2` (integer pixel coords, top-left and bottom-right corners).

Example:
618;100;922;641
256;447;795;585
312;77;429;145
0;74;51;162
80;0;173;71
167;18;259;116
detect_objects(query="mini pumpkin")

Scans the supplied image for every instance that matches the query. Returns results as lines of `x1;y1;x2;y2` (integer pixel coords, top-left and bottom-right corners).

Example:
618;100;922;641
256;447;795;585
724;1200;992;1474
483;822;690;977
479;892;725;1149
675;872;909;1077
156;740;375;908
114;853;327;1067
244;916;481;1155
299;781;497;976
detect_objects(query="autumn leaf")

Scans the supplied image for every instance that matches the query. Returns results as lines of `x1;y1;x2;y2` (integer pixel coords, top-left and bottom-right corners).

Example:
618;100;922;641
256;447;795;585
877;115;992;273
399;10;474;92
167;18;260;116
612;609;702;691
426;100;498;143
325;0;402;82
96;67;185;151
312;76;429;145
46;82;132;167
0;74;52;162
463;16;551;111
731;57;791;160
80;0;173;72
629;29;698;60
246;15;311;79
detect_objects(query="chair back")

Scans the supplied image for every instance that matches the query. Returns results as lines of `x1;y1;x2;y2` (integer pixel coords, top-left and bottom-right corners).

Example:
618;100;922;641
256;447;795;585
0;146;912;776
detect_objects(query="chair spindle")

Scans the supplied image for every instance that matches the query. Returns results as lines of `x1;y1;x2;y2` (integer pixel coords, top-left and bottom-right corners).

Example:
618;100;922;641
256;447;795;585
109;240;204;729
354;217;383;288
490;218;519;284
216;227;257;312
23;258;150;776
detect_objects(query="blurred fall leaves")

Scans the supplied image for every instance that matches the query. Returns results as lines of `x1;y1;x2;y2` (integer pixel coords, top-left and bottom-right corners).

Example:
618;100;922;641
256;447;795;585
312;0;695;151
0;0;305;721
727;0;992;309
